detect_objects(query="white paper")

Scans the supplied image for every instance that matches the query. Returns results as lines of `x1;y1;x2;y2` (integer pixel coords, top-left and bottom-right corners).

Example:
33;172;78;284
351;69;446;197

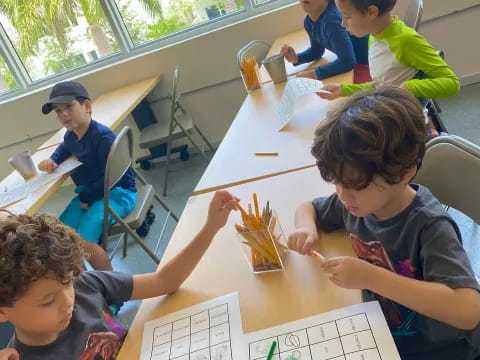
0;186;27;208
0;158;81;208
277;78;330;131
244;301;400;360
140;292;245;360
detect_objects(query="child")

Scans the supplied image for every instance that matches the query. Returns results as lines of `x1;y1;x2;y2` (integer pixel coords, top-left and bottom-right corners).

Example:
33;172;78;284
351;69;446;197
0;190;239;360
38;81;137;271
318;0;460;135
280;0;369;81
288;87;480;359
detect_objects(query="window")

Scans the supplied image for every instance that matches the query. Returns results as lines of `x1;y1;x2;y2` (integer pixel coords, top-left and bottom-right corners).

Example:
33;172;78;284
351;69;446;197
0;54;17;94
115;0;245;46
0;0;295;100
0;1;118;81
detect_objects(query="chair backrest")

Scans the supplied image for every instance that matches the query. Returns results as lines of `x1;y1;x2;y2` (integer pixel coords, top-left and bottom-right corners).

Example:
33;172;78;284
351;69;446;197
404;0;423;31
236;40;271;68
171;66;181;119
413;135;480;223
104;126;133;197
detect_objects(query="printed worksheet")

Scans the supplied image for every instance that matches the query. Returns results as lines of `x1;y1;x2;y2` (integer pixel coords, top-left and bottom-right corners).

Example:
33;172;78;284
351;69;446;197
0;158;81;208
244;301;400;360
140;293;244;360
277;78;330;131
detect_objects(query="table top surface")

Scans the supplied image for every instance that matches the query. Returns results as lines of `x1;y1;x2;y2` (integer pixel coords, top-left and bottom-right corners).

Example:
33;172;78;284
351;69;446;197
117;166;361;359
193;69;351;195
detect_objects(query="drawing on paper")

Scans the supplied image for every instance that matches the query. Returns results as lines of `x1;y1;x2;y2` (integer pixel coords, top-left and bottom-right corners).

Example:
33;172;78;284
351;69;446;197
284;333;301;348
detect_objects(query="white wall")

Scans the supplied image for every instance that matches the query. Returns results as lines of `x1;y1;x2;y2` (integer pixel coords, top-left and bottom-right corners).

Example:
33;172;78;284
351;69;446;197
0;2;479;178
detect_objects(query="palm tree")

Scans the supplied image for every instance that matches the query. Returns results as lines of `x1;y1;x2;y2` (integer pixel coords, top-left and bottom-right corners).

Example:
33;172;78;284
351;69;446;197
0;0;163;58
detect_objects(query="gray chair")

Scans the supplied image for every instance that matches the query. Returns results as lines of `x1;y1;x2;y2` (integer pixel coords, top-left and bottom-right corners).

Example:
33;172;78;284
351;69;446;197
236;40;271;69
138;67;214;196
414;135;480;224
103;126;179;264
404;0;423;31
0;322;14;349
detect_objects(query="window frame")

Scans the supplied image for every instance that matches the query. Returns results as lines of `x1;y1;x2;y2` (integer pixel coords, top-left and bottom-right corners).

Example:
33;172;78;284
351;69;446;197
0;0;296;103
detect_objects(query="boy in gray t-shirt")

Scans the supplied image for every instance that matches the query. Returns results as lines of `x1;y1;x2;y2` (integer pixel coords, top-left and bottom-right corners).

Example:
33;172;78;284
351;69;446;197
0;191;240;360
288;87;480;360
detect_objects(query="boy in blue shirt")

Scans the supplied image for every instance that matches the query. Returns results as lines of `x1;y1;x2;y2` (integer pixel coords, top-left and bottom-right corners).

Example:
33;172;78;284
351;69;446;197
280;0;369;81
38;82;137;271
288;87;480;359
0;191;240;360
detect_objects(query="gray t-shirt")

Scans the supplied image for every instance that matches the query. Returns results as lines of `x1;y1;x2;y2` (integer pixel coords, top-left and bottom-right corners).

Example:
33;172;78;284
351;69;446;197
312;184;480;360
9;271;133;360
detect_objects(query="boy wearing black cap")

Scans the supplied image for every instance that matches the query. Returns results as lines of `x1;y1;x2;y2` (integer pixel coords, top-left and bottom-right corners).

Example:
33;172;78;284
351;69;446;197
38;81;137;271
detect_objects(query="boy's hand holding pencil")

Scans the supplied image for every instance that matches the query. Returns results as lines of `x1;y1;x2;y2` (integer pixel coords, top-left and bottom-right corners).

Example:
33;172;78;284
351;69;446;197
287;227;319;255
206;191;240;231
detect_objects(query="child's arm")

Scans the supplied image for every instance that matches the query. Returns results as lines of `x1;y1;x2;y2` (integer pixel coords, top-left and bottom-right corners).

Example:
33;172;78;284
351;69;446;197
398;33;460;99
288;201;319;255
323;257;480;330
312;21;356;80
129;191;240;300
0;348;19;360
38;143;70;173
288;195;345;255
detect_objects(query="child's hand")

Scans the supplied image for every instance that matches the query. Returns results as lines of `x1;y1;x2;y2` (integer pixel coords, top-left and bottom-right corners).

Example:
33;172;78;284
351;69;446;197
80;202;89;210
280;44;298;64
0;348;19;360
288;227;319;255
38;159;58;173
322;256;376;289
317;83;342;100
205;191;240;231
296;70;317;80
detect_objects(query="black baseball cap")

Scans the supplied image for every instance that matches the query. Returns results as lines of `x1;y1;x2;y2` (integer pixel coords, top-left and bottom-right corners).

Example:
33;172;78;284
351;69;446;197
42;81;90;114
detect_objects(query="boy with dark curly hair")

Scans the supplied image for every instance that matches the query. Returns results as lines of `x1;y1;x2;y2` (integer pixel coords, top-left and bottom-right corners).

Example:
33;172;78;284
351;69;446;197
287;87;480;359
0;191;239;360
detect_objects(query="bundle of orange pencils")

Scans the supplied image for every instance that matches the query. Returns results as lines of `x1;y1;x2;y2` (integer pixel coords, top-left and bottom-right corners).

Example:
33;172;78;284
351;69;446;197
235;194;287;272
240;56;260;91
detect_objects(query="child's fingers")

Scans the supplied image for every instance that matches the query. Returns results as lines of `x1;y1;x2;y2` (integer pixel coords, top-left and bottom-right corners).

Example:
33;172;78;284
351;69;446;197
322;257;342;269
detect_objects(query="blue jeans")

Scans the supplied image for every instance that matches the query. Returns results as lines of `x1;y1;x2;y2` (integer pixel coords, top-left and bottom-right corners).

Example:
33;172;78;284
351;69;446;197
60;186;137;243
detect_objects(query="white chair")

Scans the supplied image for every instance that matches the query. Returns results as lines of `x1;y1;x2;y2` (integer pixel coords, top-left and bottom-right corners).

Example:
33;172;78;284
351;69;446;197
236;40;271;68
137;67;214;196
103;126;179;264
414;135;480;224
404;0;423;31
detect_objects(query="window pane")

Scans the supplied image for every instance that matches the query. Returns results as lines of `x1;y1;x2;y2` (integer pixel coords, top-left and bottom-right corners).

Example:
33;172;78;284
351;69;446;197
0;54;17;94
116;0;245;46
0;1;119;81
254;0;272;4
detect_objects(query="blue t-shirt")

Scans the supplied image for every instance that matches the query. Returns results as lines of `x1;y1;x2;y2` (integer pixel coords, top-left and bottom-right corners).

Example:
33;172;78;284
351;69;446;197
50;120;136;204
296;2;368;79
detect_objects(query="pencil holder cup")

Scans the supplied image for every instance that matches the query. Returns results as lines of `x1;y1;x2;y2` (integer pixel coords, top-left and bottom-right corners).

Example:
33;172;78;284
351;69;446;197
235;211;288;274
239;57;261;93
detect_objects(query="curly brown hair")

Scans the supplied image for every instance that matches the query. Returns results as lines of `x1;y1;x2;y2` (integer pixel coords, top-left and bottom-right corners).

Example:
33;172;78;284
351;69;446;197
338;0;396;15
311;86;427;190
0;212;84;307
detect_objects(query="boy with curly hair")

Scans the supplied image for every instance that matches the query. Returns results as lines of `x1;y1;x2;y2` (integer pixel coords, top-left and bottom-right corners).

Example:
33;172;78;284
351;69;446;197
0;191;239;360
288;87;480;359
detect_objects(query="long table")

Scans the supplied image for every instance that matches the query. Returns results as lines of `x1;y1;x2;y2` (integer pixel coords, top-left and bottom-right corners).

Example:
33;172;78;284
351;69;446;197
1;75;162;215
193;69;351;195
117;167;362;359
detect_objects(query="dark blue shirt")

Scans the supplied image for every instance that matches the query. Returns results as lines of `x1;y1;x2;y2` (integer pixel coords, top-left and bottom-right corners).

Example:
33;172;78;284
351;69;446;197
296;2;368;79
50;120;136;204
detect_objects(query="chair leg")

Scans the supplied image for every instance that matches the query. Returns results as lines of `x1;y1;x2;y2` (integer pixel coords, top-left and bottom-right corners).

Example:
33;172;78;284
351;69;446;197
194;124;215;154
109;210;160;264
163;119;175;197
174;117;210;163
